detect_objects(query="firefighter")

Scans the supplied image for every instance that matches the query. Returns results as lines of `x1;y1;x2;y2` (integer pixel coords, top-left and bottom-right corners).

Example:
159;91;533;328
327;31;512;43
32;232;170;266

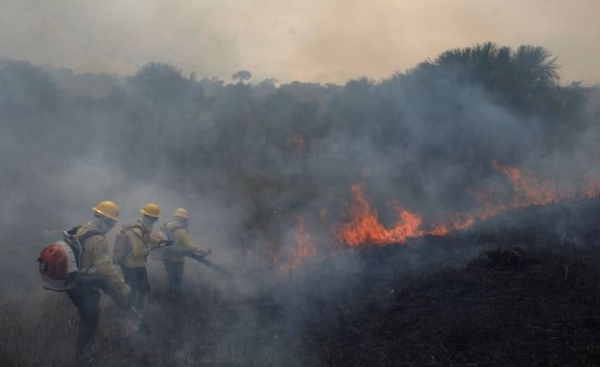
161;208;212;296
119;203;163;310
67;200;130;359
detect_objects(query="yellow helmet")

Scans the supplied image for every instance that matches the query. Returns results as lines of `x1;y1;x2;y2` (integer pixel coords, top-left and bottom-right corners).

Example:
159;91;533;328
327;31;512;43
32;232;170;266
173;208;189;219
140;203;161;218
92;201;120;221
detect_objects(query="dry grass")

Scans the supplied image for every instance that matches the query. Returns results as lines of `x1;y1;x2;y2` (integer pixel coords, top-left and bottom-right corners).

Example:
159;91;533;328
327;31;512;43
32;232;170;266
0;275;308;366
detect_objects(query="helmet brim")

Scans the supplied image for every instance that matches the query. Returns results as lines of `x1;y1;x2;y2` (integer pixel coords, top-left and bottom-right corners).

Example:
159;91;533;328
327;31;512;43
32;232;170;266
92;207;119;221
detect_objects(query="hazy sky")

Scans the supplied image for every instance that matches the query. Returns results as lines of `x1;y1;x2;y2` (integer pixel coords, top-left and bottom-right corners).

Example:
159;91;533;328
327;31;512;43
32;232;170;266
1;0;598;84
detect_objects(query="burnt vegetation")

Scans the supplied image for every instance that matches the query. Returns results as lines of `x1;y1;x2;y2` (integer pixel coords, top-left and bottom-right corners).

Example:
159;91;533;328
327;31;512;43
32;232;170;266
1;42;600;366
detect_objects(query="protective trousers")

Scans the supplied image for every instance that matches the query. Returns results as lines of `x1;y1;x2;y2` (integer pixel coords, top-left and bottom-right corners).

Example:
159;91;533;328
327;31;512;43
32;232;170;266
163;259;184;295
121;266;150;310
66;287;101;356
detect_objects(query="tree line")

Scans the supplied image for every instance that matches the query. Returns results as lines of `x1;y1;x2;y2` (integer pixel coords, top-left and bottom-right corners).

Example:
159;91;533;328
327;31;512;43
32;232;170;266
1;42;598;252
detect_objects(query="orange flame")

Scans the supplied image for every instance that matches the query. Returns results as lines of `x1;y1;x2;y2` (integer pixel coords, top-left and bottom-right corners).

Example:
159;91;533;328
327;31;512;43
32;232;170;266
337;184;481;246
585;177;600;198
491;160;600;203
268;161;600;264
428;213;476;236
336;162;600;248
491;160;563;206
337;184;425;246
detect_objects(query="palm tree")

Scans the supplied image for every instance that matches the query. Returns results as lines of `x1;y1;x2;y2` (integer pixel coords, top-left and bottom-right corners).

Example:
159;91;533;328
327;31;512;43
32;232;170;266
512;45;559;88
399;42;579;116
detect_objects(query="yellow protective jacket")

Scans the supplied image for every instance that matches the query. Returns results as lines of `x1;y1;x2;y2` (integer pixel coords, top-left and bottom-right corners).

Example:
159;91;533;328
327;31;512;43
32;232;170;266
121;219;161;268
163;220;207;262
76;223;128;292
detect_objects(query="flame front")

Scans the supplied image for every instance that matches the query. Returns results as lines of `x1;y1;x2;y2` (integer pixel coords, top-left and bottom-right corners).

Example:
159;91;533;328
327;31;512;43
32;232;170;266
428;213;476;236
490;160;600;204
337;184;479;246
270;161;600;266
586;179;600;198
337;184;424;246
491;160;561;206
335;161;600;248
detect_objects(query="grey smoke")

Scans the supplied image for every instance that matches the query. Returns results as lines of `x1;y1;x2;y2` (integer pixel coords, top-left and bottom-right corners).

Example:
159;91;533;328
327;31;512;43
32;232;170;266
0;43;599;365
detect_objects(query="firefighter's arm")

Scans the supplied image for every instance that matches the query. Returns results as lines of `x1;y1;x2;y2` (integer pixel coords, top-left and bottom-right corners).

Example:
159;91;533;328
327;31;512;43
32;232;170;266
88;237;130;296
175;229;211;256
148;231;163;250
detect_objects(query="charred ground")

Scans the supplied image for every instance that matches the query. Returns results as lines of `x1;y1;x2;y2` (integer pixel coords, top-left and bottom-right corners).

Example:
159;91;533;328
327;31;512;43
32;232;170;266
307;248;600;367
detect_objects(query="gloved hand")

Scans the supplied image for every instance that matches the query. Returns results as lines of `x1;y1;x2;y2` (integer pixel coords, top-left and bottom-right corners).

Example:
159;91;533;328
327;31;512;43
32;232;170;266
117;282;131;297
151;231;167;241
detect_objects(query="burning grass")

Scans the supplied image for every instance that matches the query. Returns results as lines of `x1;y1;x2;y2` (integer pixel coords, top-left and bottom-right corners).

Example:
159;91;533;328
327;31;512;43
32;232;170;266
1;199;599;366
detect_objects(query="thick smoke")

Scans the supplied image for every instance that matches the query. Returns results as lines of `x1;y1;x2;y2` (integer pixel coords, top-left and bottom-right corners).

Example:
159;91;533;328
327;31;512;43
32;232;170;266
0;43;599;365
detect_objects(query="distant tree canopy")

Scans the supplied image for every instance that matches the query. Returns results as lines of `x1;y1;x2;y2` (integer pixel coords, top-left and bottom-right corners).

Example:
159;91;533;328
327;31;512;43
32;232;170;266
0;60;59;115
232;70;252;82
387;42;583;118
131;62;189;103
0;42;597;241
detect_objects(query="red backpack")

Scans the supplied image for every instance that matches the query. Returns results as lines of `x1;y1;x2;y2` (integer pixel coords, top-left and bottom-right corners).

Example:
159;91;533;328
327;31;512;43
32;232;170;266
37;226;101;291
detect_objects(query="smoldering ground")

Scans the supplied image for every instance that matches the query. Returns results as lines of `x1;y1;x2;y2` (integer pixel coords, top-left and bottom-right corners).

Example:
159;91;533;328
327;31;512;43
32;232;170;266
1;42;599;366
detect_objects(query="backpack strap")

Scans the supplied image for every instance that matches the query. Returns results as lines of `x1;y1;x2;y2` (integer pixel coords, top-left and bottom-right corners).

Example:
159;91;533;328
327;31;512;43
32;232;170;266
170;226;184;241
162;223;183;241
75;229;104;274
127;224;147;242
67;225;81;236
77;229;103;245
